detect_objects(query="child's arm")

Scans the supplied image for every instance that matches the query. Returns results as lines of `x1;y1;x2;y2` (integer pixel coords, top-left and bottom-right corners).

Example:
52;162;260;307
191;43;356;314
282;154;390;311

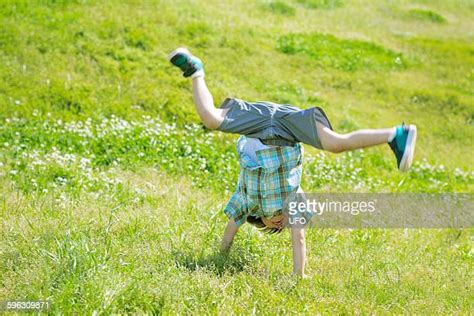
220;218;239;253
291;226;306;277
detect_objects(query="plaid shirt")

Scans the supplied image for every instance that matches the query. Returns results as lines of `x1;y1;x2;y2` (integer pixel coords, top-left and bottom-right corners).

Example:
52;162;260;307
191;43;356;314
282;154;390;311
224;136;304;227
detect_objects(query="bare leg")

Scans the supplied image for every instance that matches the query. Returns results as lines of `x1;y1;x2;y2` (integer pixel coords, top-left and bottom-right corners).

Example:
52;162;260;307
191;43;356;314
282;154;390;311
192;77;228;130
316;122;395;153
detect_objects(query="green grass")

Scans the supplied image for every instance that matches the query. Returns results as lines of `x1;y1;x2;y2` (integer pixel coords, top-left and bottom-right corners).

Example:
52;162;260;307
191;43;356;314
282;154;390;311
1;0;473;313
265;1;296;16
297;0;345;10
278;33;407;71
406;8;446;23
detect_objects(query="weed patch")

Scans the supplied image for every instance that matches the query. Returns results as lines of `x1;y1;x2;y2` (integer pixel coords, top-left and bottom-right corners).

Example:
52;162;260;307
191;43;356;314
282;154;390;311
1;116;471;199
265;1;296;16
406;9;446;23
297;0;344;10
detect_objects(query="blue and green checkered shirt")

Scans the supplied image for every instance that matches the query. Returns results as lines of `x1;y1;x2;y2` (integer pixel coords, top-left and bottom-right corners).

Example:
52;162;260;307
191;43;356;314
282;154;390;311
224;136;304;227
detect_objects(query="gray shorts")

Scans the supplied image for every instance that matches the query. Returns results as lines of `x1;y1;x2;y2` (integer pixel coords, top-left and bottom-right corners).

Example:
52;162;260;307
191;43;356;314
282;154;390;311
216;98;332;149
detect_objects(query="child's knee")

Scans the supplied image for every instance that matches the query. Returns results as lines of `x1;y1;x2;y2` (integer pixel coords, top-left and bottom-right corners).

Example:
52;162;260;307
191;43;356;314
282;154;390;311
201;117;220;130
202;109;227;130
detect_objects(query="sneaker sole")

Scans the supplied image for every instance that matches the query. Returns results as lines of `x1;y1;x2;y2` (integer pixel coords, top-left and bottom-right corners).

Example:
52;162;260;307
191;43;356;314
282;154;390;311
399;125;417;172
167;47;191;62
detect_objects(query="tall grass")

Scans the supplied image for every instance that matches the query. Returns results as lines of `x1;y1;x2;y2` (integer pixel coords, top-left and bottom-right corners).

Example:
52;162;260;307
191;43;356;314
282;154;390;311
1;0;473;313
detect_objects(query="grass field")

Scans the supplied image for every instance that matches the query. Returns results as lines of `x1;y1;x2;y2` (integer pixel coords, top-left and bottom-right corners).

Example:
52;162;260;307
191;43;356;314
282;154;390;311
1;0;473;314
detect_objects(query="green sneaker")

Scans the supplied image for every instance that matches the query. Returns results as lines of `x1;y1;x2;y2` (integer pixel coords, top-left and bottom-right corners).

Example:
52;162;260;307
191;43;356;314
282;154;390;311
389;124;417;172
168;47;204;78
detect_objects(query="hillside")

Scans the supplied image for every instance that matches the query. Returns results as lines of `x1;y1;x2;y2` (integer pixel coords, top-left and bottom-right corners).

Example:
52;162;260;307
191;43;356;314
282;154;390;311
1;0;473;313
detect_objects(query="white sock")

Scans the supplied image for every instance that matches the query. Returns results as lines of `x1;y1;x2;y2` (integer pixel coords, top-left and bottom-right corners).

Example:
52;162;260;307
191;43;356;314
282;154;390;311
387;127;396;142
191;69;205;79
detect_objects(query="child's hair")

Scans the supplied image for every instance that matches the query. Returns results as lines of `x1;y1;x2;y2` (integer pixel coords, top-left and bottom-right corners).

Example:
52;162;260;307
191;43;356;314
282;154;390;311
246;215;284;234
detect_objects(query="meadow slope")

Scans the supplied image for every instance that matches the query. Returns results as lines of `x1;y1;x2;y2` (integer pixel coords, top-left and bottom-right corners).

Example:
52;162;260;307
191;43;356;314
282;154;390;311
1;0;473;313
